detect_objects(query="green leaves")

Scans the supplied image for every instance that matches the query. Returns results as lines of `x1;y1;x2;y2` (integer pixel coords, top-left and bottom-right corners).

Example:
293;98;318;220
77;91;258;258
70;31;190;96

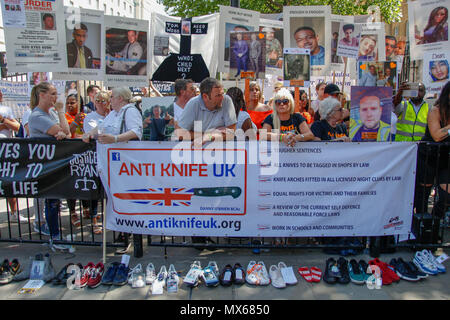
158;0;403;23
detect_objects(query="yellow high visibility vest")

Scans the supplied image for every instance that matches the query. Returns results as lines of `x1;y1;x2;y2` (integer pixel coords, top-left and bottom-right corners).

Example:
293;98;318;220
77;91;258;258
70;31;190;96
395;101;429;141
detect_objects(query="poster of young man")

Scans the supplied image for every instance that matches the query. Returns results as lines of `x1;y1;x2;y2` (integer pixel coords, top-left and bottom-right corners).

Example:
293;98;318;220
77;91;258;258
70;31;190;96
350;86;393;142
149;12;219;79
408;0;449;60
218;5;260;79
337;22;362;59
357;23;386;62
229;31;266;79
330;15;349;66
105;15;149;87
2;0;67;72
358;61;398;88
423;51;449;96
259;18;283;77
52;7;104;81
284;5;331;76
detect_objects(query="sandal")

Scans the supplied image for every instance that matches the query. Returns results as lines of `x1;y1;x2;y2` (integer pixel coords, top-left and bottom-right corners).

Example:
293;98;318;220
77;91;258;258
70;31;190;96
71;212;81;227
298;267;313;283
92;217;102;234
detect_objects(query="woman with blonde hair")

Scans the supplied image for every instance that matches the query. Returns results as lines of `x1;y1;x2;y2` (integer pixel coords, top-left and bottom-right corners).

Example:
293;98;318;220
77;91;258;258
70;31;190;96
261;88;314;146
28;82;70;244
247;81;272;129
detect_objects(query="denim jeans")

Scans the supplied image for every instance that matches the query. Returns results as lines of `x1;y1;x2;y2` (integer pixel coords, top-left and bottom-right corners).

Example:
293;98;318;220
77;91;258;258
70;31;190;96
45;199;61;237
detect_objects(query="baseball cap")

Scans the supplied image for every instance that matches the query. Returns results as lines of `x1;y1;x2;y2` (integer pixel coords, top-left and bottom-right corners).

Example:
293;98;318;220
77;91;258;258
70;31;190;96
324;83;341;95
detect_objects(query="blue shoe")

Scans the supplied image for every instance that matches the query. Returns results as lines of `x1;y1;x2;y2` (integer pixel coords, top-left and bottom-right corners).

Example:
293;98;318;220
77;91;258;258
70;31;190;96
348;259;365;284
113;263;129;286
101;262;120;285
389;258;420;282
33;222;51;236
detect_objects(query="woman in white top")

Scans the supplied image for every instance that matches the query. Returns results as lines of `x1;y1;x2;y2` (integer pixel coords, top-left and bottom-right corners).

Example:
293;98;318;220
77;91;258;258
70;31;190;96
83;86;142;143
83;91;111;133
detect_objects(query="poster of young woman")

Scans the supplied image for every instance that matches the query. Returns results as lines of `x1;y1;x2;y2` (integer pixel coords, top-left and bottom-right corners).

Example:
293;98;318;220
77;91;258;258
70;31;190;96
259;18;283;77
423;51;449;96
218;5;260;79
104;15;149;87
408;0;450;60
3;0;67;72
283;6;331;76
52;7;104;81
357;23;386;62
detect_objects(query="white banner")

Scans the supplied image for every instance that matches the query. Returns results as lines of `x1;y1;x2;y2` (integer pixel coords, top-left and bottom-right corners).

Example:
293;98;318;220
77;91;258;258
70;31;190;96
98;141;417;237
3;0;67;72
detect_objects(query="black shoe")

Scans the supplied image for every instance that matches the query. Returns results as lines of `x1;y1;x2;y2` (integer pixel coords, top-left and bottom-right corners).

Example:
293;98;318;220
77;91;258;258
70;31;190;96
0;259;13;285
53;263;75;285
337;257;350;284
233;263;246;285
389;258;419;282
403;259;428;279
358;259;371;280
323;258;338;284
219;264;234;286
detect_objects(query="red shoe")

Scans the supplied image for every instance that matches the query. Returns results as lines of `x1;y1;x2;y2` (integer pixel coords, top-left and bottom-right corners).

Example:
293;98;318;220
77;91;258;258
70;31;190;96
374;258;400;283
87;262;104;289
80;262;95;288
369;259;391;285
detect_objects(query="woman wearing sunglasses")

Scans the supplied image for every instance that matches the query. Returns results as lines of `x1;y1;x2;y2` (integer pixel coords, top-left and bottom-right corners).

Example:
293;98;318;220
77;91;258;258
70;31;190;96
261;88;314;146
83;91;111;134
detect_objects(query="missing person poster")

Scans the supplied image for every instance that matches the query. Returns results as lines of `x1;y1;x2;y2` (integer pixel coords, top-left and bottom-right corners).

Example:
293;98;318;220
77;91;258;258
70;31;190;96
218;5;260;79
408;0;450;61
52;7;104;81
423;51;449;96
105;15;149;87
3;0;67;72
283;5;331;76
259;18;283;77
229;31;266;79
149;12;219;79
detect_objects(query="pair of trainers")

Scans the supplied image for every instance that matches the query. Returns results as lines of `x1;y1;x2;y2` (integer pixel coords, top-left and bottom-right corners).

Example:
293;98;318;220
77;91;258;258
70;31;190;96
323;257;350;284
368;258;400;285
101;262;129;286
413;250;446;275
184;261;203;287
0;259;21;284
389;258;424;281
347;259;371;285
246;261;270;286
219;263;246;286
79;262;104;288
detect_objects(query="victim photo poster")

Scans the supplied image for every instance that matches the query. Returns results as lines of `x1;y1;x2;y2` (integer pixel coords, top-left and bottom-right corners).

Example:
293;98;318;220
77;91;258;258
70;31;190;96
52;7;105;81
218;5;260;80
408;0;450;60
283;5;331;76
105;15;149;87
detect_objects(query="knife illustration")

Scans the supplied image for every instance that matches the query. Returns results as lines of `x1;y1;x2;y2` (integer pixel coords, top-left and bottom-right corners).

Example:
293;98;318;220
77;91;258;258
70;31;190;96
113;187;242;206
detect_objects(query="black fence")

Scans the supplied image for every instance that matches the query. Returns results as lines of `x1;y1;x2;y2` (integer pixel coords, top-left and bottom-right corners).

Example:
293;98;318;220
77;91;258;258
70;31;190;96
1;141;449;258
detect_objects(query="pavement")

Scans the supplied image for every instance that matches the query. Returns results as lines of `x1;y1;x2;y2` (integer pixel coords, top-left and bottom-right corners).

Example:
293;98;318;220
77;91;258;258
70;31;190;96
0;198;449;301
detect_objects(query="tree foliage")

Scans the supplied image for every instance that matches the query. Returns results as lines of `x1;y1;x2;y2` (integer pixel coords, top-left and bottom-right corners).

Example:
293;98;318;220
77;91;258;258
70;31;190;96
158;0;403;24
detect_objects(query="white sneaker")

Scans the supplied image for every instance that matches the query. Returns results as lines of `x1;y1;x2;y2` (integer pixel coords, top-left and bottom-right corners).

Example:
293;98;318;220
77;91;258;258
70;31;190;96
127;264;144;287
422;250;446;273
145;263;156;284
269;265;286;288
246;261;258;285
413;251;439;275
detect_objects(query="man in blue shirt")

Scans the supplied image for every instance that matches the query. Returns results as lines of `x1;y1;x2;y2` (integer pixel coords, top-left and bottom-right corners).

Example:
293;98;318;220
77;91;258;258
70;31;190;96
294;27;325;66
359;64;377;86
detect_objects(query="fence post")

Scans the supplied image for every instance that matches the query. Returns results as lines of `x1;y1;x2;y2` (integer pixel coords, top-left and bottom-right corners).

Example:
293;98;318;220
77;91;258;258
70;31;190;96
133;234;143;258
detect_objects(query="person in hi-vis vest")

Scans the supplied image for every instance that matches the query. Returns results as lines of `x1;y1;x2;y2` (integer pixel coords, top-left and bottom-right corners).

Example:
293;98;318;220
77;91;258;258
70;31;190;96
393;82;430;141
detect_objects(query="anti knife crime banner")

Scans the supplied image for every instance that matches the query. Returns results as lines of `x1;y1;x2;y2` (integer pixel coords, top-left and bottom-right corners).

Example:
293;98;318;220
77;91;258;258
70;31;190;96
0;139;100;199
98;141;417;237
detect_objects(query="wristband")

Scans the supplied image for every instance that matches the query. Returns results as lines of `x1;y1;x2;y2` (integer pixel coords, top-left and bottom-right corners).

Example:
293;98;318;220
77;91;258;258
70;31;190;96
114;135;118;143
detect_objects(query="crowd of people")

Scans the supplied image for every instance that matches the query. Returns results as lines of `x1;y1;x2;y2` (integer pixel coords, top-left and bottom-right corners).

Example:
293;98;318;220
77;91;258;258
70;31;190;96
1;75;449;248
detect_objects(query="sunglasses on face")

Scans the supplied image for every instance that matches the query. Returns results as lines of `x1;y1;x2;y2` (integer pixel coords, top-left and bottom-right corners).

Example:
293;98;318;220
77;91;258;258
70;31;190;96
275;99;289;105
96;99;107;103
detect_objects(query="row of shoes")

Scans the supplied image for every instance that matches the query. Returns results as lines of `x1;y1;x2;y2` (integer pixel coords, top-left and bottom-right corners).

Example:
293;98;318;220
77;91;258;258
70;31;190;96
0;259;22;284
